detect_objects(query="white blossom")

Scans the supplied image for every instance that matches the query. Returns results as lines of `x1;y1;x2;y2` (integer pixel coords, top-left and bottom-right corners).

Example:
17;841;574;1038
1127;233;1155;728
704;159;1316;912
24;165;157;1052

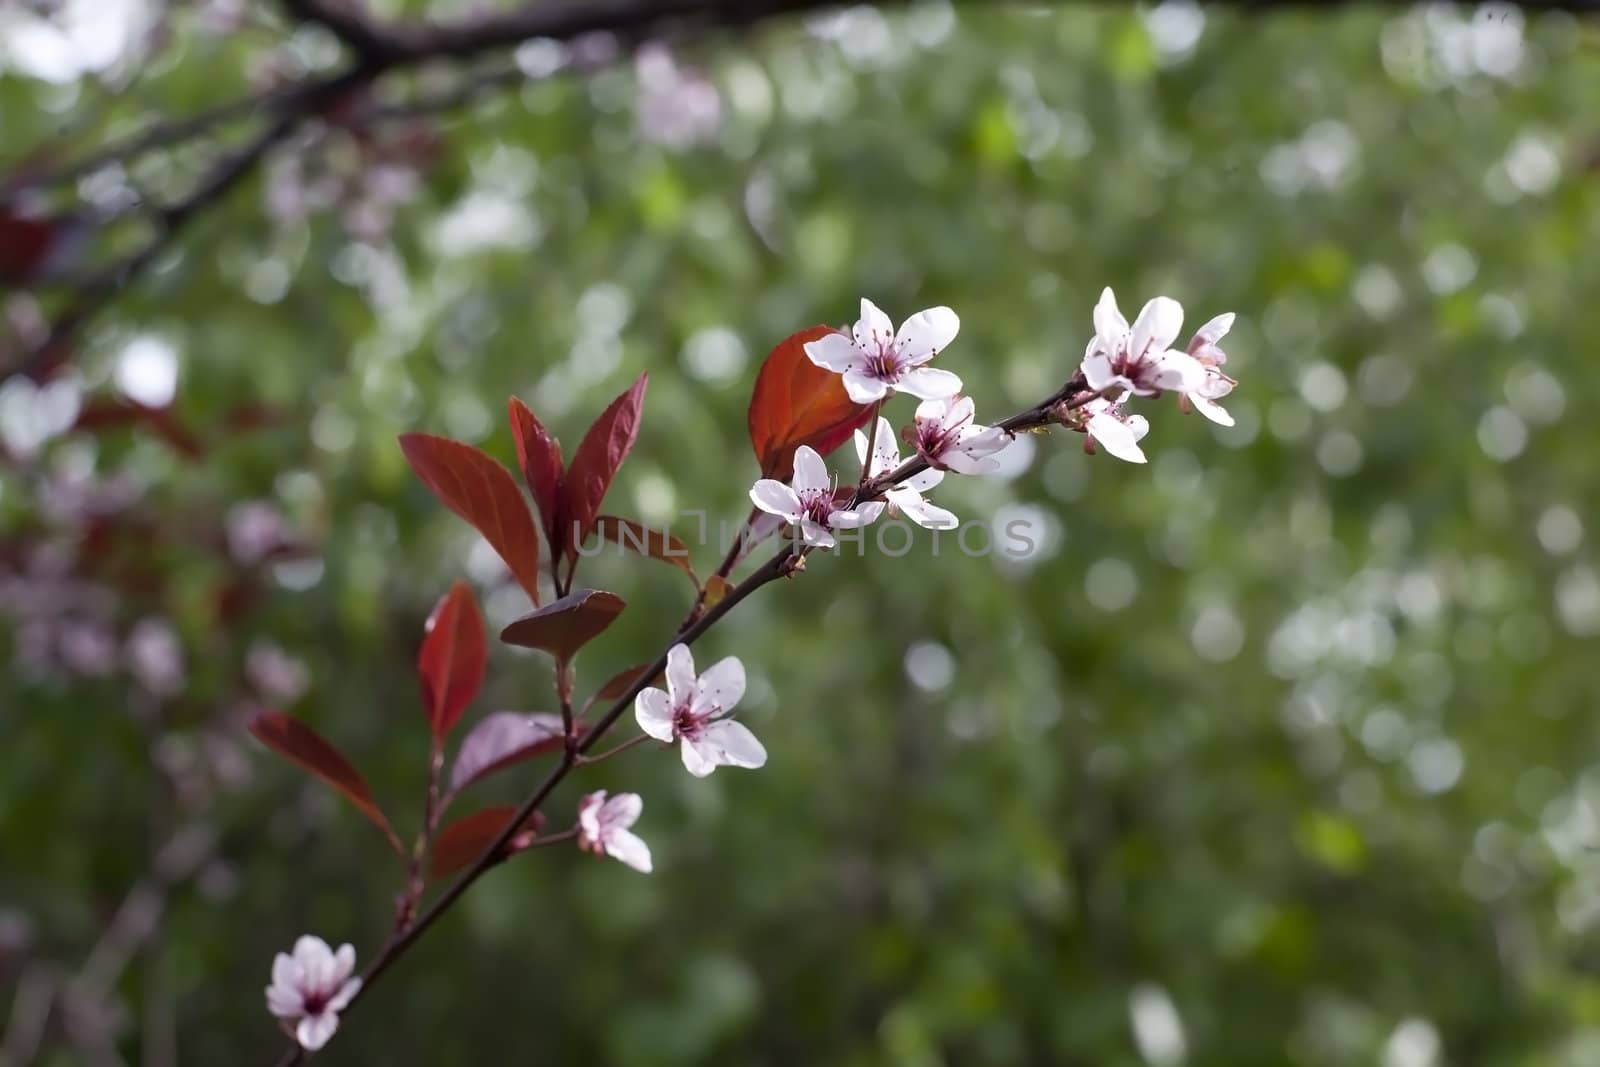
1181;311;1238;426
908;395;1010;474
1081;288;1205;399
804;298;962;403
577;791;652;873
635;644;766;777
749;444;874;549
1075;398;1151;464
854;417;957;529
265;935;362;1051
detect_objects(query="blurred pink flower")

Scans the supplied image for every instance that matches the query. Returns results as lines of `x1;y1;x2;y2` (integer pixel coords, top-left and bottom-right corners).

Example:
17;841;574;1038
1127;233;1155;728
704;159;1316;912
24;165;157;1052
577;790;652;873
265;935;361;1051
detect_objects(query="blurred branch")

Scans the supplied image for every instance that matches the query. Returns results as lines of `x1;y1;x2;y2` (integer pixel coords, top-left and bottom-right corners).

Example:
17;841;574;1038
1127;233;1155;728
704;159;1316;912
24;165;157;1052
0;965;58;1067
6;103;317;381
7;0;1594;382
0;824;218;1067
9;90;302;193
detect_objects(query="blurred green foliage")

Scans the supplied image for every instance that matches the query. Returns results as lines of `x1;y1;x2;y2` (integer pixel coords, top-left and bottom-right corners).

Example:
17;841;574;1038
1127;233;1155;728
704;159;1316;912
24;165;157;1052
4;3;1600;1065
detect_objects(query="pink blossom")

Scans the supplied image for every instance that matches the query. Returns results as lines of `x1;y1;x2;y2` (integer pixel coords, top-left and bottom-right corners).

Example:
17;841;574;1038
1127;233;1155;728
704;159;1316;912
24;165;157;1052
635;644;765;777
1080;288;1205;399
577;791;652;873
265;935;361;1051
749;445;875;549
908;395;1009;474
804;298;962;403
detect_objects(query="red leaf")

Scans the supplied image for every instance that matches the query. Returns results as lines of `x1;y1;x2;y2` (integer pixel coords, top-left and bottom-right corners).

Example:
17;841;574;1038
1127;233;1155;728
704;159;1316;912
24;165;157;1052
398;433;543;602
592;662;664;703
508;397;565;557
418;581;487;739
590;515;697;585
499;588;626;660
430;806;544;879
562;373;647;555
247;711;401;853
449;712;571;792
748;326;875;481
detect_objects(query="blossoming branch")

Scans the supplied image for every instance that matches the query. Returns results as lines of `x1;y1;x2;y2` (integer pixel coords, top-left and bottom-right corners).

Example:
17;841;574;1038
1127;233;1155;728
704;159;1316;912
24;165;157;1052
252;286;1239;1061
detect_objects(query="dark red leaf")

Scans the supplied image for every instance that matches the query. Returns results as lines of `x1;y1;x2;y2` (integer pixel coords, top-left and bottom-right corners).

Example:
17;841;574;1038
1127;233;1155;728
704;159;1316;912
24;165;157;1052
247;711;401;852
418;581;487;739
449;712;572;792
398;433;543;602
499;588;626;660
562;373;647;556
591;515;697;585
748;326;875;481
508;397;565;557
592;662;664;703
430;806;544;879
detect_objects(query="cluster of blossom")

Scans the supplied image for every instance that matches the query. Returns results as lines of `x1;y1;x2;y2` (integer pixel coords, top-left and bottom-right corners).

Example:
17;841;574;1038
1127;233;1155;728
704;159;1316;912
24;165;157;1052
265;288;1238;1049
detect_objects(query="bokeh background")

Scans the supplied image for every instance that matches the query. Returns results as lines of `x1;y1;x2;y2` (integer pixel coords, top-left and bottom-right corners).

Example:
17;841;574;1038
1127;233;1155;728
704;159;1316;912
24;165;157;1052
4;2;1600;1064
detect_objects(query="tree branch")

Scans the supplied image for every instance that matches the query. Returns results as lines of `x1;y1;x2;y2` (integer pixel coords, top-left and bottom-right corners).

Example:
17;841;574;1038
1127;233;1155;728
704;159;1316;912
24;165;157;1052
8;0;1594;383
265;370;1104;1065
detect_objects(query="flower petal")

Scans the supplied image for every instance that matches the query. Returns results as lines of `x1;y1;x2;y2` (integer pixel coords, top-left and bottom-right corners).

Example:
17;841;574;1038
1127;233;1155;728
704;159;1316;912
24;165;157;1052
271;952;302;991
894;306;959;364
605;828;653;873
1130;296;1183;360
294;936;334;989
1093;287;1128;342
635;687;675;741
853;298;894;351
904;467;945;493
1149;350;1204;393
297;1013;340;1051
326;977;362;1014
703;720;767;769
1190;394;1234;427
1087;412;1148;464
692;656;746;716
749;479;802;520
791;445;829;494
853;417;901;476
665;644;696;706
798;520;836;548
601;791;643;830
891;491;959;530
1191;311;1235;349
804;331;865;372
681;737;720;777
897;367;962;400
914;395;956;427
331;943;356;985
578;790;605;841
267;986;304;1018
1080;350;1116;392
940;450;1001;475
853;501;886;525
827;508;872;530
842;369;889;404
